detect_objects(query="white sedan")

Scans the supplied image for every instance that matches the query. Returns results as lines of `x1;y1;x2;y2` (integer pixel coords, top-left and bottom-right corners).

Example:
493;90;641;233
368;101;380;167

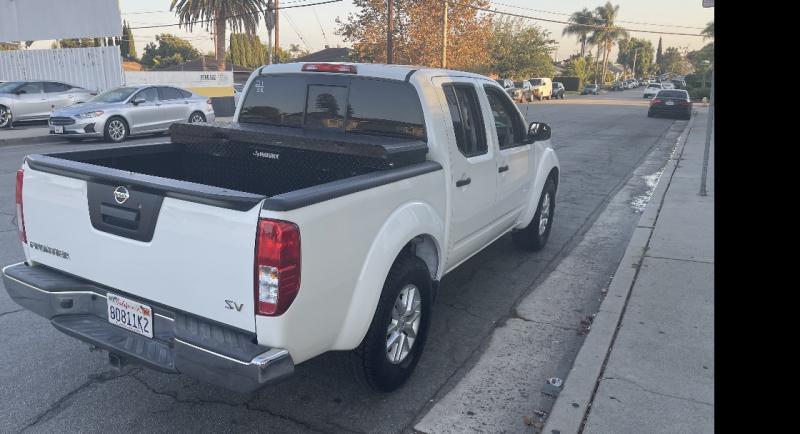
643;83;663;99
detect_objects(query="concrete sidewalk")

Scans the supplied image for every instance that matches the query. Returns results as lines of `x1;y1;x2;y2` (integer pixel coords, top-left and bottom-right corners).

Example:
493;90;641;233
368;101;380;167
544;107;714;433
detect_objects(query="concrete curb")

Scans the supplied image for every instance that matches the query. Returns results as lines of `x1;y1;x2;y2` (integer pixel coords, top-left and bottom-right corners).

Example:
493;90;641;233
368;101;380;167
542;115;696;434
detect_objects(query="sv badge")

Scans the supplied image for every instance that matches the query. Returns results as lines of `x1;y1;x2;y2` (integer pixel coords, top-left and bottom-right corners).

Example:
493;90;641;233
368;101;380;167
224;300;244;312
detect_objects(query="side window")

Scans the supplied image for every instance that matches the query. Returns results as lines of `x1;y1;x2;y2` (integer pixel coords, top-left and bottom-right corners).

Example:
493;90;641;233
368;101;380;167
17;82;43;94
484;86;525;150
178;89;193;98
158;87;183;100
442;83;487;158
44;82;69;93
134;87;159;103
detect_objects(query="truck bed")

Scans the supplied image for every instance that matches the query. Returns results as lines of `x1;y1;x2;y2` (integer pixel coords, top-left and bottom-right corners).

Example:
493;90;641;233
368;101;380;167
27;121;432;211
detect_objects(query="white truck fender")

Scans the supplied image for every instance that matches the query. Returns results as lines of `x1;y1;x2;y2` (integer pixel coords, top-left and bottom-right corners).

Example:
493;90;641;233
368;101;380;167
516;143;560;229
332;201;445;350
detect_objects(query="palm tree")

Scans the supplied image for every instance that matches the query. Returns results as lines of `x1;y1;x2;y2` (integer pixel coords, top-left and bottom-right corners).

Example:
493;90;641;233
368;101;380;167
594;2;628;87
171;0;267;71
562;8;596;58
702;21;714;40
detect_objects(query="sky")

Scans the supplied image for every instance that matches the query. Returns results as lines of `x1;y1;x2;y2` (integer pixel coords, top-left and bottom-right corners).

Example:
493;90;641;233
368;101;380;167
33;0;714;62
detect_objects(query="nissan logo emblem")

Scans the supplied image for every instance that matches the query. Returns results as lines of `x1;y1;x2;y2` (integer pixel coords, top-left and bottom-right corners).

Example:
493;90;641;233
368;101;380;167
113;186;130;204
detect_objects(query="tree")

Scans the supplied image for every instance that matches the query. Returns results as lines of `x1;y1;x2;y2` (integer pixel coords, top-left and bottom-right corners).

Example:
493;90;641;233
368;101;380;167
487;17;556;78
562;8;596;58
659;46;690;76
563;53;592;89
53;38;95;49
229;33;268;68
656;36;663;70
0;42;20;51
702;21;713;40
120;21;137;60
140;33;201;69
593;2;628;86
170;0;266;72
336;0;492;71
616;37;654;78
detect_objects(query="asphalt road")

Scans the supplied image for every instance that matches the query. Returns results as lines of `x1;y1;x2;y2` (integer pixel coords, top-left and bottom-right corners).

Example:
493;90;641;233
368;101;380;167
0;89;685;433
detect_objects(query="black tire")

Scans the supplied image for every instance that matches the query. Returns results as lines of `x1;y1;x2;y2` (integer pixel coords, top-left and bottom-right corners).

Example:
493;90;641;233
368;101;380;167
512;178;556;251
647;111;654;118
351;255;433;392
189;111;206;123
104;117;128;143
0;106;12;129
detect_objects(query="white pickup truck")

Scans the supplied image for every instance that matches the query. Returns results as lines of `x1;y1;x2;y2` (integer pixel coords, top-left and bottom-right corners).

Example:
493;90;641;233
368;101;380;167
3;63;560;393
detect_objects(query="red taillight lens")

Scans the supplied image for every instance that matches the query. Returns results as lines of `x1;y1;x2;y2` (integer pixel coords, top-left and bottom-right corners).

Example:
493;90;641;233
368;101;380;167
302;63;357;74
255;219;301;316
207;98;213;105
15;169;26;244
651;98;662;104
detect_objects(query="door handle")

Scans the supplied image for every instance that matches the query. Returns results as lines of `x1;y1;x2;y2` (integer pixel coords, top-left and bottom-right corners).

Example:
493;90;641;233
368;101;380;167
456;177;471;187
498;165;509;173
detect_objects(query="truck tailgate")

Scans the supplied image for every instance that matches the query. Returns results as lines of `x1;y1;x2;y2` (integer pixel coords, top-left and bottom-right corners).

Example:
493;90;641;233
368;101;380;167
20;163;263;332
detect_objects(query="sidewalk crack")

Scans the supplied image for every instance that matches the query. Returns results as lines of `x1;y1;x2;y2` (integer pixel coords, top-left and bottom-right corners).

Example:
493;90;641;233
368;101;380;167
601;376;712;407
643;254;713;265
0;308;25;318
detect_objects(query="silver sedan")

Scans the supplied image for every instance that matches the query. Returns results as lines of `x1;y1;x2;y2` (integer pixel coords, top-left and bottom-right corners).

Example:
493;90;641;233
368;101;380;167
0;80;95;128
48;85;216;142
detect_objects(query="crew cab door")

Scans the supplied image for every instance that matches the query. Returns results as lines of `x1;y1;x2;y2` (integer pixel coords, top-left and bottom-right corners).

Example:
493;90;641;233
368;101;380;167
481;82;534;227
127;87;162;133
433;77;498;269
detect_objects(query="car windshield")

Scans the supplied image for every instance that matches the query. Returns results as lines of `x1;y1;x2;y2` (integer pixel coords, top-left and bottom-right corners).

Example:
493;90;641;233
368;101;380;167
90;87;138;103
658;90;688;98
513;81;525;88
530;79;542;86
648;84;661;88
0;81;22;93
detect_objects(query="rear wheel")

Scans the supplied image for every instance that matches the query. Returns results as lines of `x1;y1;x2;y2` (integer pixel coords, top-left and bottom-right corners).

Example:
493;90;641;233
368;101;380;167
104;117;128;143
189;111;206;123
351;255;432;392
0;106;11;128
513;178;556;251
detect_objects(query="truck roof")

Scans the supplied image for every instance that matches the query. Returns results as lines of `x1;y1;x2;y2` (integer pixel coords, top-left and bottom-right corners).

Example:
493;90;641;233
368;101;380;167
257;62;491;84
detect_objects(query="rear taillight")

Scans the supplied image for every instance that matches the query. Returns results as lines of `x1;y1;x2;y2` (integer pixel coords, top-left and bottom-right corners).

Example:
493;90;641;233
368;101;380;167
89;92;97;96
15;169;26;244
207;98;213;105
302;63;357;74
651;98;662;104
255;219;301;316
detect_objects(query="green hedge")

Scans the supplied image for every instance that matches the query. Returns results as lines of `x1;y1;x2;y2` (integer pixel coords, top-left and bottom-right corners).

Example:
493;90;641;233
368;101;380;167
687;86;710;101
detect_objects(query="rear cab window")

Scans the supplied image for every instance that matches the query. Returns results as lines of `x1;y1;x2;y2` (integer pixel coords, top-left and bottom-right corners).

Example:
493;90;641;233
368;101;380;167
239;74;426;141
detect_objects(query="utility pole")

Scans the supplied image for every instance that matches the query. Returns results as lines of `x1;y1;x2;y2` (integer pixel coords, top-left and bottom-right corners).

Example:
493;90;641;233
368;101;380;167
274;0;280;63
441;1;448;68
266;0;275;65
387;0;394;64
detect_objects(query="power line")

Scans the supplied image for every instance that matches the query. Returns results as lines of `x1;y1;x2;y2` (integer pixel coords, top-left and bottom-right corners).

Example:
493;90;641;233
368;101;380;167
282;10;310;50
492;1;705;30
311;6;329;45
449;0;705;37
127;0;342;31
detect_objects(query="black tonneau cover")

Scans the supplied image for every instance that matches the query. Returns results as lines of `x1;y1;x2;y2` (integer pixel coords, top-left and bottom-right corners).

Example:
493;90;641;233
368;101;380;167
169;121;429;168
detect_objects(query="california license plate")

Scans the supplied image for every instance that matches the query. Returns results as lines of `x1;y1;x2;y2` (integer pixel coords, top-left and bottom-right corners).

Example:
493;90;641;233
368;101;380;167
666;100;675;106
53;125;64;134
107;293;153;338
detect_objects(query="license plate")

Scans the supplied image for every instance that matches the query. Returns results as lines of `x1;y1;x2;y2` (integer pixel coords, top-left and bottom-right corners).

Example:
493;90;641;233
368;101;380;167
665;101;675;106
53;125;64;134
107;293;153;338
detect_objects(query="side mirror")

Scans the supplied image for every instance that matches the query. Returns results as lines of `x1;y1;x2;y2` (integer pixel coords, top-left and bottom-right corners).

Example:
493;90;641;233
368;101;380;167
525;122;551;144
132;98;146;105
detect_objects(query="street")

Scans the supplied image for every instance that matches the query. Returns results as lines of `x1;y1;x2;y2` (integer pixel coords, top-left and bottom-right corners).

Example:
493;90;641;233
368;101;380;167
0;89;686;433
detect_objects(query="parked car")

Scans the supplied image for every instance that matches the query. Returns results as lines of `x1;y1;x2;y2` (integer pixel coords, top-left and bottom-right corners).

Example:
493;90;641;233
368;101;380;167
671;79;686;89
611;82;625;91
0;80;95;128
551;81;565;99
647;89;692;119
581;83;600;95
5;62;560;394
497;78;522;102
512;80;535;102
48;85;215;143
661;82;676;90
529;77;553;100
233;83;244;107
643;83;663;98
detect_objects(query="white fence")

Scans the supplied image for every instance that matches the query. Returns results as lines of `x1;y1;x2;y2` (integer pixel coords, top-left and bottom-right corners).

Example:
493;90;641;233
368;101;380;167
0;46;124;92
